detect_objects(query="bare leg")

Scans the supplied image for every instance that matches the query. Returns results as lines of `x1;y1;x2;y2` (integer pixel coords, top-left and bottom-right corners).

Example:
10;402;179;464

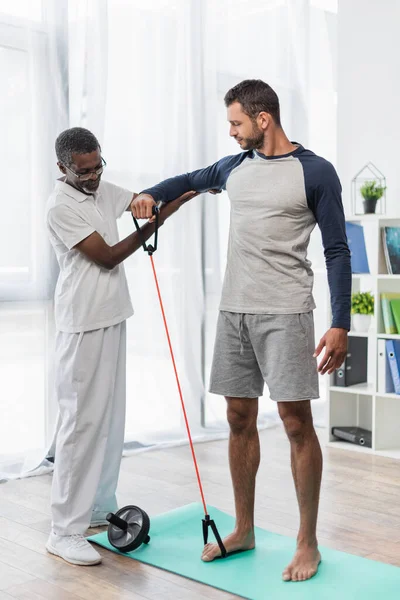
278;400;322;582
201;397;259;561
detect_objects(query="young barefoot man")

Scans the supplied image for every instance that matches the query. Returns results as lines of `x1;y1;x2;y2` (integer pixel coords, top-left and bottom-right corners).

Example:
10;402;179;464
131;80;351;582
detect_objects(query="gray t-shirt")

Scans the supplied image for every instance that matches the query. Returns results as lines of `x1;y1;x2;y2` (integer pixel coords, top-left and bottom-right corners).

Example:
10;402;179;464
142;145;352;330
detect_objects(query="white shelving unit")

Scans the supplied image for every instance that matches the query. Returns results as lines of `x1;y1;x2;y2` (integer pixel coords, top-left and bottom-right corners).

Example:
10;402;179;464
327;215;400;459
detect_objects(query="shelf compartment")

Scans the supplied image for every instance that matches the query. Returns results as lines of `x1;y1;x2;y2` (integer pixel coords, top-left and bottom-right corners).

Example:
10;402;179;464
329;391;373;444
374;395;400;452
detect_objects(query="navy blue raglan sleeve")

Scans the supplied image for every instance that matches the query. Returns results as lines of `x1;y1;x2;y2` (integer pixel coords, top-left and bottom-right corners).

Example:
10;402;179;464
140;153;248;202
300;156;351;330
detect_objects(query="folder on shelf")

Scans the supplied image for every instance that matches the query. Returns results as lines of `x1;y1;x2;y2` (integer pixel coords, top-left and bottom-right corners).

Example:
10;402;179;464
390;299;400;334
381;293;399;334
334;336;368;387
382;227;400;275
385;340;400;395
377;339;395;394
345;222;370;274
331;426;372;448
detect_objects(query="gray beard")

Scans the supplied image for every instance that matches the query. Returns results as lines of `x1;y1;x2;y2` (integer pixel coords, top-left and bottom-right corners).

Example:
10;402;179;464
81;183;99;195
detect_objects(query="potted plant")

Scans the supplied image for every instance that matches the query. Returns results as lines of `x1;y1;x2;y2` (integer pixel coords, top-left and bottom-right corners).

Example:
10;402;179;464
360;180;386;214
351;291;374;332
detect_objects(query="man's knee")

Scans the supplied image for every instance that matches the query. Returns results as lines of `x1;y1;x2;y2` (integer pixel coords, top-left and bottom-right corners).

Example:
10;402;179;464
226;397;258;434
278;400;313;442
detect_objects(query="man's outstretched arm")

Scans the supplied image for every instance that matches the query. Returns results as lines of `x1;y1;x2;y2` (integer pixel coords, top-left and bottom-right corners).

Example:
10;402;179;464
48;191;198;271
131;152;249;219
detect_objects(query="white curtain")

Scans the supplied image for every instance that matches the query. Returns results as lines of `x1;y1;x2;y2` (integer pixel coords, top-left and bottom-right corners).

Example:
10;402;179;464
0;0;108;480
103;0;222;446
0;0;337;481
203;0;338;427
0;0;65;480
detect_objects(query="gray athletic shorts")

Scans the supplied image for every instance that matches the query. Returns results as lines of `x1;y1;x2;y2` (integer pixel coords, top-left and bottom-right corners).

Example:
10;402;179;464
209;311;319;401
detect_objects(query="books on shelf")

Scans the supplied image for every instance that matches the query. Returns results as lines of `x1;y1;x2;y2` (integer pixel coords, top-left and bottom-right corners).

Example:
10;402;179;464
381;293;400;334
345;222;370;274
390;299;400;333
382;227;400;275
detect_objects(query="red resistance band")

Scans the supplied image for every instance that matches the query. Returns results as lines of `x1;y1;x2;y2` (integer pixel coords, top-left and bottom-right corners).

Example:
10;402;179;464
149;253;208;514
132;208;227;557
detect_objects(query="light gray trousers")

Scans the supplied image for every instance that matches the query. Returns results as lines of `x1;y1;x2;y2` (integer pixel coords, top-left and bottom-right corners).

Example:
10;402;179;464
51;321;126;535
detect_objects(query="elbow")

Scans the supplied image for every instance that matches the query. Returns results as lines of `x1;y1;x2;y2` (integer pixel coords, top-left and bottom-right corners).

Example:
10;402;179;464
94;258;115;270
324;245;351;263
102;261;116;271
98;251;118;271
103;246;122;270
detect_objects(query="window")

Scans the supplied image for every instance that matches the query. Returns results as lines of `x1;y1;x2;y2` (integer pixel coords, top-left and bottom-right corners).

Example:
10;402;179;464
0;1;61;460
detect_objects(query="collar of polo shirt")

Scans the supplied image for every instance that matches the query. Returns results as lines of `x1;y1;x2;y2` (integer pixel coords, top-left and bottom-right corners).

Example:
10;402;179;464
56;177;100;202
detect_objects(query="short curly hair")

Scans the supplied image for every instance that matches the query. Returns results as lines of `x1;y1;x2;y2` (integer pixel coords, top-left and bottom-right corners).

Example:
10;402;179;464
55;127;101;167
224;79;281;126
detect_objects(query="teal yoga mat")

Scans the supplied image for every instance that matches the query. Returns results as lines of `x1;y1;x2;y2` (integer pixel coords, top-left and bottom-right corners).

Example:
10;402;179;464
88;503;400;600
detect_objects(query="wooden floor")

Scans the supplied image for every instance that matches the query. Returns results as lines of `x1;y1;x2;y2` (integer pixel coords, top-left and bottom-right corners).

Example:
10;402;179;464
0;425;400;599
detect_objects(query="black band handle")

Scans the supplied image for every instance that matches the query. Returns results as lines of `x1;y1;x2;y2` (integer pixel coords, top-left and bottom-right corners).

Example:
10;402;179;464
202;515;227;558
132;205;159;255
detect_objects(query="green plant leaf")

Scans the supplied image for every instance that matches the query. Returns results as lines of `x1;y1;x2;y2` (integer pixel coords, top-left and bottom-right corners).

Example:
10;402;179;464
351;291;374;315
360;180;386;201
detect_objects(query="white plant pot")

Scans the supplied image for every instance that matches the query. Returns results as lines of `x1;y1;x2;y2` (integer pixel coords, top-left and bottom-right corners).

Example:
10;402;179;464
352;314;371;332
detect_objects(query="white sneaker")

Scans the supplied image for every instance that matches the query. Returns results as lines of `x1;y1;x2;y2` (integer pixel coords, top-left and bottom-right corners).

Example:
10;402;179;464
46;532;102;566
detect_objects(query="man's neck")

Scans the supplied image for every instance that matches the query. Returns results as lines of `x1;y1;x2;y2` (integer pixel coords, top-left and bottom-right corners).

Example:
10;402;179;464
257;129;298;157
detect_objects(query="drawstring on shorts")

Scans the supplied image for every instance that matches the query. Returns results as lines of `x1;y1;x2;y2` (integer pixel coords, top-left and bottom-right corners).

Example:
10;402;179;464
239;314;245;355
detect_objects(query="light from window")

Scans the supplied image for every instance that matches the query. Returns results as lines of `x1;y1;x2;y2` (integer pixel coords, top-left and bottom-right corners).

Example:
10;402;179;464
0;0;42;22
0;46;31;280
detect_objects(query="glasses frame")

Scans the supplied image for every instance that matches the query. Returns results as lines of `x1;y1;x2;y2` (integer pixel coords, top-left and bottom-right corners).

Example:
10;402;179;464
63;157;107;181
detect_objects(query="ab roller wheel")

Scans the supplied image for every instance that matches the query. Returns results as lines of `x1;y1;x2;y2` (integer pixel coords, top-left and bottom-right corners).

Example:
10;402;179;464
106;505;150;553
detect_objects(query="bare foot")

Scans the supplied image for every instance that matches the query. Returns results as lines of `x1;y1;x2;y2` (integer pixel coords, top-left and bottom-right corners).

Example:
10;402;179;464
201;529;255;562
282;544;321;582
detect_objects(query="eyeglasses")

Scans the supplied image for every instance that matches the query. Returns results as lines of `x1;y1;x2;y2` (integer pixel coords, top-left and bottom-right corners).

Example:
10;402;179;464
64;157;107;181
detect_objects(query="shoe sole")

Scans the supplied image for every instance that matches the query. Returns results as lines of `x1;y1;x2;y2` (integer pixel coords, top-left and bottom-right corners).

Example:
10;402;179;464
46;543;102;566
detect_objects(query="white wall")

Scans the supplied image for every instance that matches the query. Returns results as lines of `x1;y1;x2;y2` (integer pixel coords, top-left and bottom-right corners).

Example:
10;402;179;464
337;0;400;216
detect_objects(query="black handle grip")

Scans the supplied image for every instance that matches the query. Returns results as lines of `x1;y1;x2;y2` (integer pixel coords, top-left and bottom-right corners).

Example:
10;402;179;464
106;512;128;531
132;203;159;255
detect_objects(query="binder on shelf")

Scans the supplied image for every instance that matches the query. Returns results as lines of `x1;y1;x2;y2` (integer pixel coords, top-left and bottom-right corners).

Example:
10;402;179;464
381;293;399;334
382;227;400;275
331;426;372;448
333;336;368;387
345;222;370;274
377;339;395;394
385;340;400;395
390;299;400;334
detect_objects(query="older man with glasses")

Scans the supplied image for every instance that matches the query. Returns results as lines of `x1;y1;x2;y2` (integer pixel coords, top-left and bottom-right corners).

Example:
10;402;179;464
44;127;196;566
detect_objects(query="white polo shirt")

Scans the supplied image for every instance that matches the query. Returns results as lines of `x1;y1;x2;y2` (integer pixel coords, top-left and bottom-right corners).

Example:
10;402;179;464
46;178;134;333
